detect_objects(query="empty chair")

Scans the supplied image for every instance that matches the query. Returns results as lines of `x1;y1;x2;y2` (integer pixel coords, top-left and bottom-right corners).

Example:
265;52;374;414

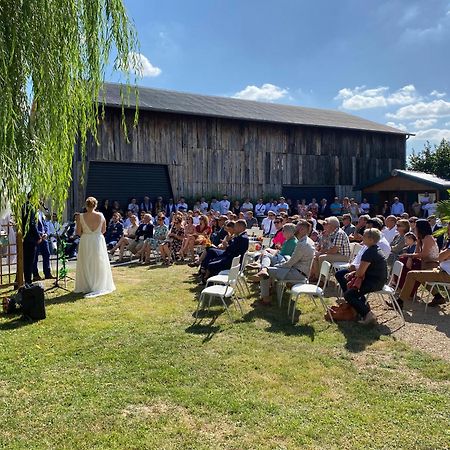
195;263;242;321
288;260;332;324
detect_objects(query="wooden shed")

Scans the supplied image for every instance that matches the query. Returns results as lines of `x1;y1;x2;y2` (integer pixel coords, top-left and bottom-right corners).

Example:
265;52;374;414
358;169;450;214
69;83;408;211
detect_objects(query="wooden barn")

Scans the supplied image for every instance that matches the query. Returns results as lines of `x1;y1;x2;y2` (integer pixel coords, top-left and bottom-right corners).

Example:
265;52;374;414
69;83;408;212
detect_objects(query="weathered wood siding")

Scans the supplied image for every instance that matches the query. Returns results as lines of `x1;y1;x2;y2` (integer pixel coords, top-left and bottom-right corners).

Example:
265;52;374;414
79;107;406;199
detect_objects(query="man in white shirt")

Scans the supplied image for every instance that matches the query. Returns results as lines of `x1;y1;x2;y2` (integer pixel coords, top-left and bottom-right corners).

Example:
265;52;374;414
391;197;404;216
254;198;266;223
176;197;188;212
382;215;398;244
199;197;209;214
219;195;230;214
241;198;254;213
422;200;437;217
277;197;289;213
360;198;370;214
261;211;276;235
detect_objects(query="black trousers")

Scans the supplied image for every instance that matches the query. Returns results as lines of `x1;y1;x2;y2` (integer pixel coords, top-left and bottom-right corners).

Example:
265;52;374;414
23;241;38;284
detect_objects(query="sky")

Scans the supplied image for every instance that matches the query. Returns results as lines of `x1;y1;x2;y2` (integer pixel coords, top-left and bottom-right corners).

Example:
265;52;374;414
109;0;450;157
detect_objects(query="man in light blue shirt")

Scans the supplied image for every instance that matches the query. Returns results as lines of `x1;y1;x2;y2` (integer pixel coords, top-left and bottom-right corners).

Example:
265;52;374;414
219;195;230;214
277;197;289;213
391;197;405;216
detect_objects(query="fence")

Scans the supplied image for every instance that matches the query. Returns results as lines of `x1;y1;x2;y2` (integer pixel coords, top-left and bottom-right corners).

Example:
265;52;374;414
0;220;17;288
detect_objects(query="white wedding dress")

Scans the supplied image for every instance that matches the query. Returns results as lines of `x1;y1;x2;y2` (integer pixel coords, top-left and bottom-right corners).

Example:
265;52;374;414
74;213;116;298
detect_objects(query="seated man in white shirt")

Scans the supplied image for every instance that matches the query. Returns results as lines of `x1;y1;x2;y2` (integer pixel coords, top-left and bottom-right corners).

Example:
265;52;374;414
382;215;398;244
261;211;276;235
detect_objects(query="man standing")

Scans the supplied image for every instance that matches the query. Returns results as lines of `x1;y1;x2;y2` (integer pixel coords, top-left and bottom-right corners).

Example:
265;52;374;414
391;197;405;216
176;197;188;212
22;198;41;284
32;202;54;281
140;196;152;214
318;198;330;219
277;197;289;213
199;197;209;214
241;198;254;213
330;197;342;216
219;195;231;215
254;198;266;223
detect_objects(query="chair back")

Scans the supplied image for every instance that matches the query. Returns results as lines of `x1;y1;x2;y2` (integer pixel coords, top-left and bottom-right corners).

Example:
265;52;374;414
317;260;332;290
389;260;404;293
226;264;240;288
253;229;264;238
349;242;362;260
247;229;255;237
230;255;240;270
262;237;271;248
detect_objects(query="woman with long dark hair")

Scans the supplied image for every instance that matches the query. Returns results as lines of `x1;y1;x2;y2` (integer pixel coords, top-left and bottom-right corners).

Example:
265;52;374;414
397;219;439;305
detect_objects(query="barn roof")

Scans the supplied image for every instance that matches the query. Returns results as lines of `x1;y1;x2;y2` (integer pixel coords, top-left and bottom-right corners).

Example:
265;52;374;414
101;83;408;135
357;169;450;190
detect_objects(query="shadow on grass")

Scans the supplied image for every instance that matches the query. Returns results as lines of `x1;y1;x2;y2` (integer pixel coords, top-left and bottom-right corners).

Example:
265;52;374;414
45;291;84;306
0;315;36;330
186;313;223;343
337;321;391;353
242;305;317;341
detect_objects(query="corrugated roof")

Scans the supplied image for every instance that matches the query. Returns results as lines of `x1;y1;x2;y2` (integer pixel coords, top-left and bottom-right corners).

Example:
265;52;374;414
393;170;450;188
357;169;450;190
100;82;408;135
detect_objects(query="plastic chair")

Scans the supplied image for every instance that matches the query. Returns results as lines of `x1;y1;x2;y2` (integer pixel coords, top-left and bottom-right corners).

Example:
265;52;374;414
206;256;240;287
288;260;332;324
195;263;241;321
368;260;405;325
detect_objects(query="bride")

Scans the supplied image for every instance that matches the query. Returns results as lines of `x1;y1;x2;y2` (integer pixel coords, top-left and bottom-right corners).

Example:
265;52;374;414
74;197;116;297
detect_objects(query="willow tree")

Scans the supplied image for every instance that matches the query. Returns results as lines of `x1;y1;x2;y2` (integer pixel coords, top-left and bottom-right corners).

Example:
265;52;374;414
0;0;138;225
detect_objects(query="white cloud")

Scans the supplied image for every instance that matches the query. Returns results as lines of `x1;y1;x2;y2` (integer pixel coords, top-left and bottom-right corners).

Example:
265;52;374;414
411;118;437;129
126;52;161;77
335;85;419;110
430;90;447;98
233;83;288;102
409;128;450;141
386;122;408;132
387;99;450;119
445;121;450;127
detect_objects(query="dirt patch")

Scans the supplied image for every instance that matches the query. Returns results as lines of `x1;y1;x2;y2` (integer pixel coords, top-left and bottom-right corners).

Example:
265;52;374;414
121;399;238;441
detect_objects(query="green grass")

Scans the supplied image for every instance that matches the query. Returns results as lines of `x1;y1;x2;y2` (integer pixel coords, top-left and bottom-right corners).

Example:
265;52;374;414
1;264;449;450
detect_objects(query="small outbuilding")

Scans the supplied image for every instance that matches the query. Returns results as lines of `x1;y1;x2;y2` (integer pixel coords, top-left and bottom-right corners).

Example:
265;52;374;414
357;169;450;214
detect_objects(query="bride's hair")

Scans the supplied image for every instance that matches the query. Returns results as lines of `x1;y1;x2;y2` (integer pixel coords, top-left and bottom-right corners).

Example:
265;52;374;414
85;196;98;209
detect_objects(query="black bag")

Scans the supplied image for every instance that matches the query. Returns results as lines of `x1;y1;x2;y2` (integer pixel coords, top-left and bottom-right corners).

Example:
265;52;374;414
20;284;46;320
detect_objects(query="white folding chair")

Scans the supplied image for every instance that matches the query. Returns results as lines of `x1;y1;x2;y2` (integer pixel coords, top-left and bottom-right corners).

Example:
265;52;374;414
206;256;240;287
195;263;241;321
288;260;333;324
262;237;271;249
332;242;361;274
368;260;405;325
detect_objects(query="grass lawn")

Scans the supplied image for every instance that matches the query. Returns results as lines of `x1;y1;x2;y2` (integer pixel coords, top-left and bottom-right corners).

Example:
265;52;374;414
1;264;449;450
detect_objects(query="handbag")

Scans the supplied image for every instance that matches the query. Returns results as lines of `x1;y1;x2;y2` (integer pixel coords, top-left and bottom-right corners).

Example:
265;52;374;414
346;272;364;290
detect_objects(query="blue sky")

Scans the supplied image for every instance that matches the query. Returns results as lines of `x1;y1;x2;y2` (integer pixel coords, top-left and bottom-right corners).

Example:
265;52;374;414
110;0;450;156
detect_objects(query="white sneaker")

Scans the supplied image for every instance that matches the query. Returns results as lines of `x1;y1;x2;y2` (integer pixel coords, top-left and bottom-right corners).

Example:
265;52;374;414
358;311;377;325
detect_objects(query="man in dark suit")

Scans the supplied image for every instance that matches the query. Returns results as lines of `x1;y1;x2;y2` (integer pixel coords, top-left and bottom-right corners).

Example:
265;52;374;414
104;212;124;249
32;203;54;281
22;198;41;284
318;198;330;219
140;196;152;214
201;219;249;280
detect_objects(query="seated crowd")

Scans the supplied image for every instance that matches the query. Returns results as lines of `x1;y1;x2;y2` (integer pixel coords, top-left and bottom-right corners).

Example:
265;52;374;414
63;193;449;322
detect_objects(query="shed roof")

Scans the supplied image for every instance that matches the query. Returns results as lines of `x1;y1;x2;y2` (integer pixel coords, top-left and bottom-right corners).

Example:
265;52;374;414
358;169;450;190
101;83;408;135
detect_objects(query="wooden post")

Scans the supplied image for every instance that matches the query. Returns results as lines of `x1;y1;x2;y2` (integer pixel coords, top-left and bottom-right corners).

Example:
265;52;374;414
16;230;24;287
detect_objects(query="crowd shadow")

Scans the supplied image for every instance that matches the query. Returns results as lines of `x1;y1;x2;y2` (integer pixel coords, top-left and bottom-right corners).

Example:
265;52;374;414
0;314;35;331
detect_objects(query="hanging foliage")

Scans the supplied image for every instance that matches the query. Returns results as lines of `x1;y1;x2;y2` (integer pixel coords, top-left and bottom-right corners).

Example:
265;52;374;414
0;0;138;225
